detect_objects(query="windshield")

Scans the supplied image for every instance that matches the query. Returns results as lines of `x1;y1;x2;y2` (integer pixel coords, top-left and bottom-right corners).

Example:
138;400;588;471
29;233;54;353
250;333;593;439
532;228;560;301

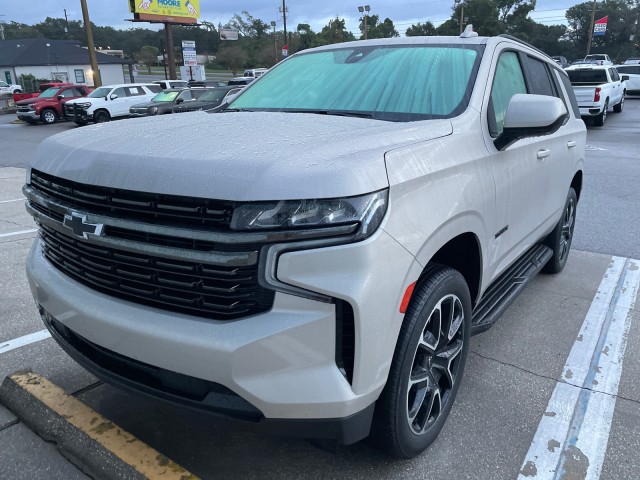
152;91;180;102
229;44;483;121
199;90;227;102
39;88;60;98
88;87;112;98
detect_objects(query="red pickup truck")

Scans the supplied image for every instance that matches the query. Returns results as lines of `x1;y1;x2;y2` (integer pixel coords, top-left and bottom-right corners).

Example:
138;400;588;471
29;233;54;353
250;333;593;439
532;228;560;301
16;84;92;124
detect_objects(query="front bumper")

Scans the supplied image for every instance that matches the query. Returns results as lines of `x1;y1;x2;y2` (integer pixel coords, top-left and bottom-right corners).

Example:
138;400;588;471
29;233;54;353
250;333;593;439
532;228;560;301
64;105;92;122
17;111;38;121
26;228;418;437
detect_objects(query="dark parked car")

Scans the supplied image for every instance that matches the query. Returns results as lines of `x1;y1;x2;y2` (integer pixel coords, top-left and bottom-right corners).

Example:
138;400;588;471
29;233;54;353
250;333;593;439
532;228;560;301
129;88;207;117
227;76;255;86
172;86;244;113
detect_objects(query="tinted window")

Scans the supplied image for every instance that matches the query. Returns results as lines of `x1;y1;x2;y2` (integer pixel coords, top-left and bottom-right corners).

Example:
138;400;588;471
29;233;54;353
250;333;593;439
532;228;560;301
609;69;620;81
489;51;527;136
525;56;556;97
112;87;127;98
59;88;78;98
125;86;145;96
147;84;162;93
616;65;640;74
567;69;608;84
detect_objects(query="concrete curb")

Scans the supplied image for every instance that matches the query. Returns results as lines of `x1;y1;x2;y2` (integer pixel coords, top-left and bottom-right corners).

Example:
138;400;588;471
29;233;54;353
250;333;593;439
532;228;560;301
0;371;198;480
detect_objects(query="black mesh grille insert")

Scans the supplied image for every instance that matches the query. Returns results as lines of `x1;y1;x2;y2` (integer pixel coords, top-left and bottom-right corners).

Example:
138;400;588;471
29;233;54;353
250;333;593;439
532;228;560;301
39;224;274;320
30;169;236;230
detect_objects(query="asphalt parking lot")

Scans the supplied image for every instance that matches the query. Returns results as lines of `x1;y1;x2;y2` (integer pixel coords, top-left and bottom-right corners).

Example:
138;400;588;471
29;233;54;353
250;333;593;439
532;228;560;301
1;101;639;480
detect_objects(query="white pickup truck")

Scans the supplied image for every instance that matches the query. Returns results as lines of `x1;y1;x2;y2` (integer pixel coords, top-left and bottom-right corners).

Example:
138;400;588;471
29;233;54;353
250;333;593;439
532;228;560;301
565;64;625;126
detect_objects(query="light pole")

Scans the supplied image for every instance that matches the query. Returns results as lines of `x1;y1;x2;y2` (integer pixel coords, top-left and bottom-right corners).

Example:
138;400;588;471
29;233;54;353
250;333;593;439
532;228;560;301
271;21;277;63
455;0;465;34
357;5;371;40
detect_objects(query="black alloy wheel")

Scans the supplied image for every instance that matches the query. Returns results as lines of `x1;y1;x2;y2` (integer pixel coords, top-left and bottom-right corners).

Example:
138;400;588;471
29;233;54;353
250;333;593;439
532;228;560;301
543;187;577;274
370;264;471;458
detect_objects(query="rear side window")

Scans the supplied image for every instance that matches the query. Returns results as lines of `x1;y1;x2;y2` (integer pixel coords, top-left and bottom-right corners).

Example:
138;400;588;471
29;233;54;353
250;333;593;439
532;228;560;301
126;86;145;96
488;51;527;136
147;84;162;93
524;56;556;97
555;71;581;118
616;65;640;74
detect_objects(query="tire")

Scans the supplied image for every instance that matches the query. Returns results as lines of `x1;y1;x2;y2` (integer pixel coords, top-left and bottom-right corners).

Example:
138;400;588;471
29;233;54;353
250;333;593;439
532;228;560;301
40;109;58;125
93;110;110;123
613;94;624;113
14;89;22;94
369;264;472;458
543;188;577;274
593;100;608;126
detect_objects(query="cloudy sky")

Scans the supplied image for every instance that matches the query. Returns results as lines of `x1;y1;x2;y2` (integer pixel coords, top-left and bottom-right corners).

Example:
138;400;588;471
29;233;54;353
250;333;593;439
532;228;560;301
1;0;576;36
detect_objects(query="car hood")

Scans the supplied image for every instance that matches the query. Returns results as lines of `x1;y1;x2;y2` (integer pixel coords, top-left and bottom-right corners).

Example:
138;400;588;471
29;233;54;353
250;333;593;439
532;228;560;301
31;111;453;201
16;97;43;106
130;101;162;109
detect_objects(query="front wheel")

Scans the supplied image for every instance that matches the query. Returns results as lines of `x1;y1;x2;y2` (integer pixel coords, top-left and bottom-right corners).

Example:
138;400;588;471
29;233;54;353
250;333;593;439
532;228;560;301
370;265;471;458
40;109;58;124
93;110;110;123
543;188;577;274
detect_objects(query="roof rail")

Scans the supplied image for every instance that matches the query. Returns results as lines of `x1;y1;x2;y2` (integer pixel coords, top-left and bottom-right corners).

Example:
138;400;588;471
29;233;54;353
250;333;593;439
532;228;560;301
497;34;552;60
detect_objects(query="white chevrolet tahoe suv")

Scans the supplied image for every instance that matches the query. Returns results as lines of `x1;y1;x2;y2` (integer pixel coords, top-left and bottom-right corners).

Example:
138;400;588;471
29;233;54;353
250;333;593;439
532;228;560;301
24;30;585;458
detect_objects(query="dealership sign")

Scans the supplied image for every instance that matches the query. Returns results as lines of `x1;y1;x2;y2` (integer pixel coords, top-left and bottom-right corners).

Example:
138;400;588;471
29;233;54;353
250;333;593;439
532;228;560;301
593;16;608;36
182;40;197;66
220;29;239;41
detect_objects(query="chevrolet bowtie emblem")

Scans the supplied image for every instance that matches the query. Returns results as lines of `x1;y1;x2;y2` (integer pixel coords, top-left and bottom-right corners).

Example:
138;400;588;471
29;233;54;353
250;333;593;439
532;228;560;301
63;213;104;239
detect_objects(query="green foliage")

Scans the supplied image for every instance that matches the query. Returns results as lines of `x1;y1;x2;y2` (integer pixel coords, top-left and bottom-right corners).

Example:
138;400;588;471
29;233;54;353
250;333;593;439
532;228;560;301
137;46;159;74
406;22;438;37
359;15;399;39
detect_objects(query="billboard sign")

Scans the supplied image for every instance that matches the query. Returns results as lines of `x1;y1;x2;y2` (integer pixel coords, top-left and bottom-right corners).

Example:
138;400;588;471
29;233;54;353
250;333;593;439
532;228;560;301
220;28;239;41
593;16;608;36
129;0;200;23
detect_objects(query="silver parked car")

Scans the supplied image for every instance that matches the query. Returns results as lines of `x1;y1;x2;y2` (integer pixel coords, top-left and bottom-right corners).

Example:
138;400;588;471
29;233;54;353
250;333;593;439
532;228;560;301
24;29;585;458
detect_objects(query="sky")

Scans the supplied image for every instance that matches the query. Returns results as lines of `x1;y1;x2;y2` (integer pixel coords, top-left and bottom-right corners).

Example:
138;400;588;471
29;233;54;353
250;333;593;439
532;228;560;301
0;0;577;37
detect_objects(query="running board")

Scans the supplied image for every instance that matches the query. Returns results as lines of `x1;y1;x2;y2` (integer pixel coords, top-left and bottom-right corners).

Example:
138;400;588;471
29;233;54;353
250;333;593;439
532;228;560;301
471;244;552;335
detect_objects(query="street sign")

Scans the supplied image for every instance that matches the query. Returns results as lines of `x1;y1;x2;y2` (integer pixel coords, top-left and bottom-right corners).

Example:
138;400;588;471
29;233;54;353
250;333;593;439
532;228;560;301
220;28;239;41
182;40;197;67
282;45;288;58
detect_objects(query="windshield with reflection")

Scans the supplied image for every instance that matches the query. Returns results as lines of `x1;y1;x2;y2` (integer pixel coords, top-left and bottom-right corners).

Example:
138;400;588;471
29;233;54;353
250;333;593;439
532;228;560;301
87;87;111;98
229;44;483;121
152;91;180;102
198;90;227;102
39;88;61;98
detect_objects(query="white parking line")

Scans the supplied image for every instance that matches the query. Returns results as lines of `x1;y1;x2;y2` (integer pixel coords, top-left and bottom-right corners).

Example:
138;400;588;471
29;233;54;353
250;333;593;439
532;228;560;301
0;198;24;204
518;256;640;479
0;329;51;355
0;229;37;238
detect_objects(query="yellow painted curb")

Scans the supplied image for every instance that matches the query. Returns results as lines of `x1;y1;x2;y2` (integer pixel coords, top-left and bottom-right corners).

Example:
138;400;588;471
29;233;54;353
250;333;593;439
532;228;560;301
11;372;199;480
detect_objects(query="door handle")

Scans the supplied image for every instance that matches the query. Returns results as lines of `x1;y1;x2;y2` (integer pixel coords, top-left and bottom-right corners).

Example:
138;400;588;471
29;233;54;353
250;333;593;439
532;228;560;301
567;141;577;148
537;149;551;159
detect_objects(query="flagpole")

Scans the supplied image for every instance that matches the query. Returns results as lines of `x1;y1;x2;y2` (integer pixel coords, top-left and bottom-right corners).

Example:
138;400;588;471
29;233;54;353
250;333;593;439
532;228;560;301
586;0;597;57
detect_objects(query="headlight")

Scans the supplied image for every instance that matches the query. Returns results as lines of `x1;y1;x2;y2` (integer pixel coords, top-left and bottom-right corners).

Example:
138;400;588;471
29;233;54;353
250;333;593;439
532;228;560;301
230;190;388;240
149;106;158;114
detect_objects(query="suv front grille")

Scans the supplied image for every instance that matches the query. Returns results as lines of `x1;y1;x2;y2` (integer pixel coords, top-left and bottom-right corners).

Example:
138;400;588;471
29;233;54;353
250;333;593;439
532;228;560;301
39;224;274;319
27;169;277;321
30;169;235;231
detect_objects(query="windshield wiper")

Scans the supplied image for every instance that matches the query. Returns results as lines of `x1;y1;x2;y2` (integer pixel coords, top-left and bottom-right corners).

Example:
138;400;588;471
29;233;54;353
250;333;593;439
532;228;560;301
283;109;376;119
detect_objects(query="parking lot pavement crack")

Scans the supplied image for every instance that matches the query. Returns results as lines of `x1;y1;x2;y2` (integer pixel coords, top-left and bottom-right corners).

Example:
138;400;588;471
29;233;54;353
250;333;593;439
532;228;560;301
470;350;640;406
71;381;104;397
0;418;19;432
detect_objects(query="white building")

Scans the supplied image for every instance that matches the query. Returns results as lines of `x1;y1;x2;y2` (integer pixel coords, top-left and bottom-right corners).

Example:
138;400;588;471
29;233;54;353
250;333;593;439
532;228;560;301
0;38;131;88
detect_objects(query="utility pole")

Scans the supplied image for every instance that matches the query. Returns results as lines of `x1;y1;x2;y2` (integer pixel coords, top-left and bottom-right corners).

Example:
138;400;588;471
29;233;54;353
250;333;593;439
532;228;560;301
271;21;277;63
0;15;5;41
79;0;101;87
586;0;598;56
164;23;177;79
281;1;287;50
63;9;70;39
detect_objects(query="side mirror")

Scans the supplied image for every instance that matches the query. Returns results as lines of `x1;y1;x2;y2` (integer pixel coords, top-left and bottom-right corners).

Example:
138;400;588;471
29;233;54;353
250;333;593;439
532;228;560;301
620;75;629;82
110;94;118;100
176;98;184;104
57;95;63;100
495;94;568;151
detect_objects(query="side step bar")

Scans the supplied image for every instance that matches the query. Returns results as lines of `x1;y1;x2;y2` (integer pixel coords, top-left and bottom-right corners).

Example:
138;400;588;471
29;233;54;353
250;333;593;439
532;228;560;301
471;244;552;335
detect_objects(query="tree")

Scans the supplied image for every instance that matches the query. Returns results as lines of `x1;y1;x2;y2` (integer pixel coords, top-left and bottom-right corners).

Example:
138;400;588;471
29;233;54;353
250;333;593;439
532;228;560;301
137;45;159;74
296;23;322;51
318;17;356;45
406;22;437;37
216;45;248;75
360;15;399;39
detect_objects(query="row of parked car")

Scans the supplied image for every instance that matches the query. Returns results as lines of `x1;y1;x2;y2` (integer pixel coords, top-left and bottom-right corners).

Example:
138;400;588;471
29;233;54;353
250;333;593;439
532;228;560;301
14;79;248;126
